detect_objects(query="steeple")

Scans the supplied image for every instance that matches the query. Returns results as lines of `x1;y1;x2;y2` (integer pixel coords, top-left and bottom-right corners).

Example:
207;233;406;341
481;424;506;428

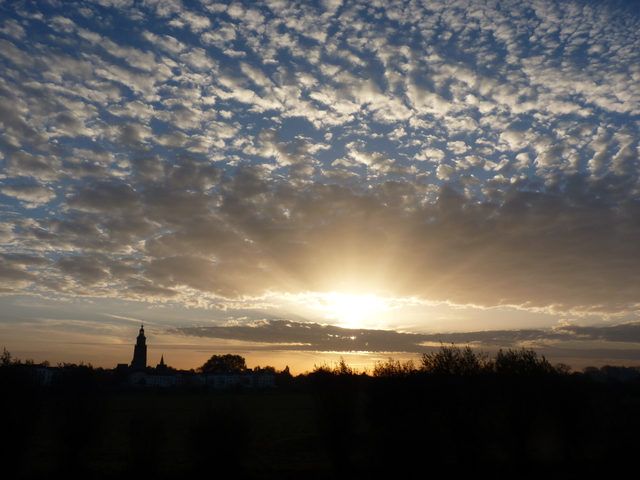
131;323;147;370
156;354;168;372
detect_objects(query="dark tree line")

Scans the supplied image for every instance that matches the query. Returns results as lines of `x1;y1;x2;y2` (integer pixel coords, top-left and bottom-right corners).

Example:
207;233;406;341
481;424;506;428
373;343;566;377
301;345;640;478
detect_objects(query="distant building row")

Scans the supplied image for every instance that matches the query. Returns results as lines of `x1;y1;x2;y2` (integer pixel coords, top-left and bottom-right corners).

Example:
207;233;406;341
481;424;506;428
122;324;275;389
18;325;276;390
127;369;276;389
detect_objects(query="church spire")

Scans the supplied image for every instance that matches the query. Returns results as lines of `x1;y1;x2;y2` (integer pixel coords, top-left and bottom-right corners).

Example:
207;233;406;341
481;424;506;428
131;323;147;370
156;354;168;372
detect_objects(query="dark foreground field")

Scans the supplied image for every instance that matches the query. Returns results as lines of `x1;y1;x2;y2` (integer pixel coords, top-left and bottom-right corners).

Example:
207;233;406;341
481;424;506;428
5;389;360;479
3;372;640;479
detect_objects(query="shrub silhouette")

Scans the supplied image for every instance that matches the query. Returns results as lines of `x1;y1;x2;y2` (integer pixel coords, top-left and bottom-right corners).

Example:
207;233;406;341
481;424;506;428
0;349;41;477
492;347;556;376
372;357;415;377
420;343;489;375
309;358;362;475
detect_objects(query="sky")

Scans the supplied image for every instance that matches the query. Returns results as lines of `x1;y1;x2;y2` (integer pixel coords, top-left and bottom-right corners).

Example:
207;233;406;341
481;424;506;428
1;0;640;374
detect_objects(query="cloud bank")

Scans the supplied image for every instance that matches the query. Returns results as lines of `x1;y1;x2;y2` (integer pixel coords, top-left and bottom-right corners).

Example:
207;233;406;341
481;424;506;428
0;0;639;315
171;319;640;354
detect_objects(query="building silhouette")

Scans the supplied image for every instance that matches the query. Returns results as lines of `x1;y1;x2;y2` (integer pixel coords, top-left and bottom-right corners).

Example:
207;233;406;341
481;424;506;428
130;324;147;370
123;324;276;389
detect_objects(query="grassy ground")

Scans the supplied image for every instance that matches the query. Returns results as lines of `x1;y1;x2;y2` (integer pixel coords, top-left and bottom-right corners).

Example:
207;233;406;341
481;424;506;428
9;375;640;478
15;389;370;478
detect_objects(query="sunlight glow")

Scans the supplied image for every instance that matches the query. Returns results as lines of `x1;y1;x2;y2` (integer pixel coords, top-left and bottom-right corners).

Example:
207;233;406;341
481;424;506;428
313;293;391;329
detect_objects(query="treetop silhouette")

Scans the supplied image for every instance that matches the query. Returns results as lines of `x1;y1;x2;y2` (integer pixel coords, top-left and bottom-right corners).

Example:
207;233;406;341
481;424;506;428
197;354;247;374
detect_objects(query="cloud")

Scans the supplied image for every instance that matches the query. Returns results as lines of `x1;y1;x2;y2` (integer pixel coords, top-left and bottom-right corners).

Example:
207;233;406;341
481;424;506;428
4;152;63;182
0;183;56;206
0;18;26;39
0;0;639;319
243;129;329;168
172;319;429;352
142;0;183;18
0;253;49;289
4;164;640;314
171;319;640;354
142;31;186;54
66;182;140;213
169;11;212;32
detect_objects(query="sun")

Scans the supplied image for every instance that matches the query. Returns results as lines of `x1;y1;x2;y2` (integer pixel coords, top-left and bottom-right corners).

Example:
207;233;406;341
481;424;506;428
321;293;388;329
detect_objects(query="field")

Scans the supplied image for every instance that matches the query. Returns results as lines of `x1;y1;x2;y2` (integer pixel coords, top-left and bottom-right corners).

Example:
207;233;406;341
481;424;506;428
7;389;370;479
5;371;640;479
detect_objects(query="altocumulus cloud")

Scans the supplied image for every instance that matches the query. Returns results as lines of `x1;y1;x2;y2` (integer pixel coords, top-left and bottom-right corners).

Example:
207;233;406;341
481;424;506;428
0;0;639;316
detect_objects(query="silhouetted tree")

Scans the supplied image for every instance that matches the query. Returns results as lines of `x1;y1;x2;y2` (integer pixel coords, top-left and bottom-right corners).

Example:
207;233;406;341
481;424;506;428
253;365;276;374
492;347;556;376
309;357;363;475
275;365;293;389
420;343;489;375
313;356;358;375
0;349;41;477
486;348;560;469
1;347;18;366
197;354;247;374
554;362;572;374
372;357;415;377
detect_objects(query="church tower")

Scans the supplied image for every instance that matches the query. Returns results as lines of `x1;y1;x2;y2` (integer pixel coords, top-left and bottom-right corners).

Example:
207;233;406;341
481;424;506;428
131;324;147;370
